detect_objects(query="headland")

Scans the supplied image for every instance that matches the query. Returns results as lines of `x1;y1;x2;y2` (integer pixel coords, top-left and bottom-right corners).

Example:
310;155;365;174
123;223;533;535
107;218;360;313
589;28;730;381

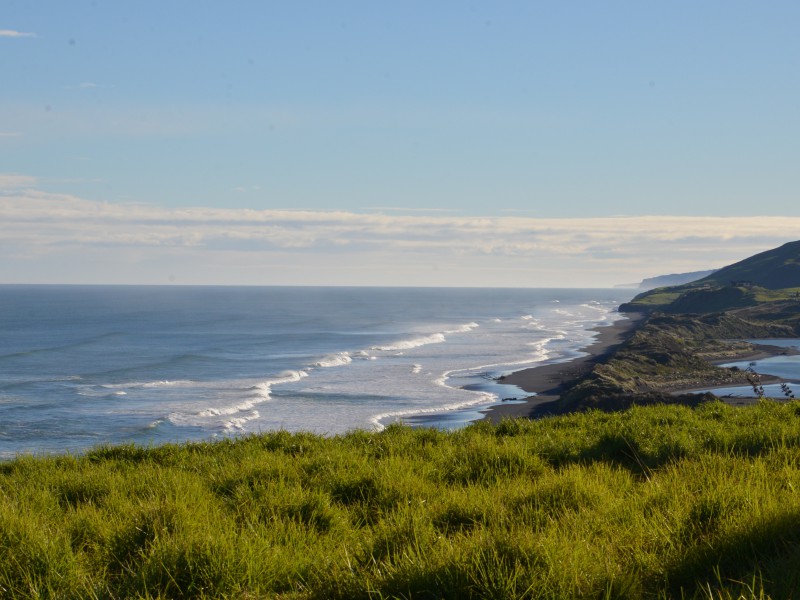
485;240;800;419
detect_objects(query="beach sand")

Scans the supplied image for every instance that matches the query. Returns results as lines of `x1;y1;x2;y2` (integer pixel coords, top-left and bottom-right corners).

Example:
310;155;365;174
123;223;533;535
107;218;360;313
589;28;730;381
482;318;798;420
481;313;645;422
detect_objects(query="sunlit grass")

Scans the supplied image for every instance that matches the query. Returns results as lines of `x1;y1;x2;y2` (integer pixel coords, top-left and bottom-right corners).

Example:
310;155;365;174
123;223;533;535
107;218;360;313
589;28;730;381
2;400;800;598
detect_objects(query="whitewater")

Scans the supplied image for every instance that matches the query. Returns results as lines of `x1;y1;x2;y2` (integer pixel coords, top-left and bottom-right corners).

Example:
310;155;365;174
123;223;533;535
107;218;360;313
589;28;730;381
0;286;632;457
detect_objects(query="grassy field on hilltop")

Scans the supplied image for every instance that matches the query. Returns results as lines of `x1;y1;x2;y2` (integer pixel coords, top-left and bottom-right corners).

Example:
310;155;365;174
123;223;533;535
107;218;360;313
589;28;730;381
3;401;800;599
622;240;800;314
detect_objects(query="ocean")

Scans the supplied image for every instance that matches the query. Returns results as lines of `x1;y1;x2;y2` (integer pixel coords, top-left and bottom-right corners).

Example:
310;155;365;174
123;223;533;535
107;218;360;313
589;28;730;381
0;286;632;457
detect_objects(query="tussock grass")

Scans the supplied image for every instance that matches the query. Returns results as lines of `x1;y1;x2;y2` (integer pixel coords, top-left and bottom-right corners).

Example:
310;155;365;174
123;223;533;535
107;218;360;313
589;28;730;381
3;400;800;598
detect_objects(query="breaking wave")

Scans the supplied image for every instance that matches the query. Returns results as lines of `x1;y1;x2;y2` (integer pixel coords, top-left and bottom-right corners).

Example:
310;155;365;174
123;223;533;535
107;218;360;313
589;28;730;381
170;370;309;432
371;333;446;351
371;322;479;352
312;352;353;368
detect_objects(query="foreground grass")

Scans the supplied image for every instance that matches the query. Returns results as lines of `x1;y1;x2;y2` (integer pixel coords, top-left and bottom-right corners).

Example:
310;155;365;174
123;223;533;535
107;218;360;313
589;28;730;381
3;401;800;599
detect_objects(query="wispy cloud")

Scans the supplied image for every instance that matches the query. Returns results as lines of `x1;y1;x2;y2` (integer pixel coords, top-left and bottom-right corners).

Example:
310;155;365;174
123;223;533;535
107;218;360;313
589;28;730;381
0;132;22;138
362;207;457;213
0;174;37;189
1;189;798;286
0;29;36;38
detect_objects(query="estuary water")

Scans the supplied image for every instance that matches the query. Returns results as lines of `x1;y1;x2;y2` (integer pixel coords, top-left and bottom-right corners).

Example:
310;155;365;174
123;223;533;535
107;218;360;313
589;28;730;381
0;286;632;457
706;339;800;399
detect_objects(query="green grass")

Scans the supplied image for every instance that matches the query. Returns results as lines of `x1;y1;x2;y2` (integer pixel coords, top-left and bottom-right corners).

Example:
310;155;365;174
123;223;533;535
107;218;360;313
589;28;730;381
623;289;684;308
623;284;800;314
3;401;800;598
751;287;800;303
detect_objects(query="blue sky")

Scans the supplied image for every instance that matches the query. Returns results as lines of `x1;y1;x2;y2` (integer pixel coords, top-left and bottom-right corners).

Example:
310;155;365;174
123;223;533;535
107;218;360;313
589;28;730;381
2;2;799;286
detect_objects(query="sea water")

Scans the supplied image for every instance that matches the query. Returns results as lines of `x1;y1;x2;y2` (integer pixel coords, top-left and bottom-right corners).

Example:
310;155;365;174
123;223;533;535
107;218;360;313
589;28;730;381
0;286;632;457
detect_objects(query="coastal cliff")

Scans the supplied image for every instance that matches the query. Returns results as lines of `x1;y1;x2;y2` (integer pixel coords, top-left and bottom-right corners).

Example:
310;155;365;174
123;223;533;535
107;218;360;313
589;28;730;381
558;241;800;413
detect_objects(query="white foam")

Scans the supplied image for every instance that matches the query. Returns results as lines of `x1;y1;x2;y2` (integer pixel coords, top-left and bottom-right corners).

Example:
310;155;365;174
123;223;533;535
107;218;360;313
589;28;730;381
526;336;561;361
370;327;563;431
580;303;609;314
371;332;446;351
77;384;134;398
445;322;480;334
174;370;308;427
371;322;478;352
441;337;558;377
203;403;242;418
223;411;261;432
398;332;571;430
103;380;197;390
142;380;192;388
370;385;496;431
140;301;623;437
247;370;308;403
312;352;353;368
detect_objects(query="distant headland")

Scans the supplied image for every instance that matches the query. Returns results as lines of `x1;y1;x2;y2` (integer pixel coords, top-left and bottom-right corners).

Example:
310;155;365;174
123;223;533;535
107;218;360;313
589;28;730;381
490;240;800;420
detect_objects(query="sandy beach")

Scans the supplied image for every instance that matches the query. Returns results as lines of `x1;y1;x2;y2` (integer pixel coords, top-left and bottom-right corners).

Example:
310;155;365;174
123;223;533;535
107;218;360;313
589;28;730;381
482;313;646;422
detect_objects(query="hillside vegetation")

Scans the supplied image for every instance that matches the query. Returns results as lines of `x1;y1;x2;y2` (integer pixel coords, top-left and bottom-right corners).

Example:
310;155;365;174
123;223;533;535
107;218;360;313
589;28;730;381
556;305;800;412
5;242;800;599
586;241;800;413
622;241;800;313
694;240;800;290
3;401;800;599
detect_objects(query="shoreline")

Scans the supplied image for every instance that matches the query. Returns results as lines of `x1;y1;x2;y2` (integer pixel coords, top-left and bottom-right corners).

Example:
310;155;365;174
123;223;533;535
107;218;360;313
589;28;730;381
480;312;646;423
482;321;800;420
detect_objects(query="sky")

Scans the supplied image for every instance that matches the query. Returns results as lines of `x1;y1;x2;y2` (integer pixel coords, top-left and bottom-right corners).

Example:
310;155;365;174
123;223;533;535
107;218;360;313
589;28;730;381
2;1;800;287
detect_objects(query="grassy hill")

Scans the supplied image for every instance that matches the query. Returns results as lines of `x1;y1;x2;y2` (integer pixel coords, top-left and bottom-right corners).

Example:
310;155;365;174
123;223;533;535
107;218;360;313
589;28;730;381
622;241;800;313
552;242;800;415
556;310;799;411
694;240;800;289
3;402;800;599
4;244;800;599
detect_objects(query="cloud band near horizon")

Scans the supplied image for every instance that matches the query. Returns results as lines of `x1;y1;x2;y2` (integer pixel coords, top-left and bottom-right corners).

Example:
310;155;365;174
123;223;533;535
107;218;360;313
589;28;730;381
1;185;799;287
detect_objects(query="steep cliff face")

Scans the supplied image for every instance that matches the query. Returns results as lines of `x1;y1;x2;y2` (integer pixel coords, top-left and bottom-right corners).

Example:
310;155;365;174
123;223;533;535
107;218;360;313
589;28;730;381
638;269;717;291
